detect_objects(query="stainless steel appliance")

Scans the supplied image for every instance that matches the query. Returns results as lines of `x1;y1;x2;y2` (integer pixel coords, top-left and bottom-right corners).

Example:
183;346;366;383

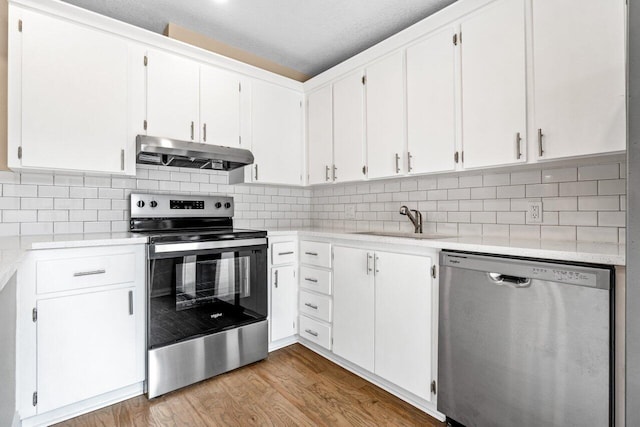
130;193;268;398
438;251;614;427
136;135;254;171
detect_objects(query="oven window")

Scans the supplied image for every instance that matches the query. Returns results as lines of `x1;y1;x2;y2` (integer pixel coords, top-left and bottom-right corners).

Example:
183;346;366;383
149;247;267;349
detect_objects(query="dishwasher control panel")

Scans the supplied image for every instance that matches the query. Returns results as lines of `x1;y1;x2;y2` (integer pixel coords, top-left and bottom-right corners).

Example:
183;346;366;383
531;267;597;287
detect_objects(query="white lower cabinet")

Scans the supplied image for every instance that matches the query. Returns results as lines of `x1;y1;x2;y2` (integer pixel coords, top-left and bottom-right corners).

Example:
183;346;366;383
332;245;437;403
268;237;298;347
17;245;146;424
37;287;138;413
270;265;297;342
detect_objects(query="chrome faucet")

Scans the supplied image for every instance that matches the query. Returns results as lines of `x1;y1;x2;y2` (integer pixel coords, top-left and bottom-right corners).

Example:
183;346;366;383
399;205;423;234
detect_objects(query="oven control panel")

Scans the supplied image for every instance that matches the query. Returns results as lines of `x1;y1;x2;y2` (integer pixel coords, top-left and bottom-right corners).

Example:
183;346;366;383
130;193;234;218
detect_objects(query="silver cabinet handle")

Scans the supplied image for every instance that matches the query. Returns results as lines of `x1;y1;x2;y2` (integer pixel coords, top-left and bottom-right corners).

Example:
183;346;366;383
304;302;318;310
516;132;522;159
120;149;125;171
538;128;544;157
374;255;380;274
407;152;413;172
366;253;373;275
254;164;259;181
274;269;279;288
395;153;400;173
203;123;207;142
73;269;106;277
305;251;318;256
190;121;195;140
278;251;294;256
128;290;133;315
304;277;318;283
305;329;319;337
325;165;330;181
332;165;337;181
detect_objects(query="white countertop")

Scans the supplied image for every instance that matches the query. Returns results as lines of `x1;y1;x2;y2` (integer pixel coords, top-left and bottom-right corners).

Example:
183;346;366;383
0;233;147;292
0;228;625;293
267;228;626;266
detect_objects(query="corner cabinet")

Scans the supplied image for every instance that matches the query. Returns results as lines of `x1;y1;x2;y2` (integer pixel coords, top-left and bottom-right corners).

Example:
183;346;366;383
8;6;139;175
17;244;146;426
249;81;304;186
332;244;437;403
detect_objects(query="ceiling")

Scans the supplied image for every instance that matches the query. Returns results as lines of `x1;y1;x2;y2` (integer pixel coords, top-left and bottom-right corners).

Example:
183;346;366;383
60;0;457;77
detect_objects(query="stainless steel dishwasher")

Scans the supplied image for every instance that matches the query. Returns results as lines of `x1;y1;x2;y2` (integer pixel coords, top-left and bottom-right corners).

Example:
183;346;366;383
438;251;614;427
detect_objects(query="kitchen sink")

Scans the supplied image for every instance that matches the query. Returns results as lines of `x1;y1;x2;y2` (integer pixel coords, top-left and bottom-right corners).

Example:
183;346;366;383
354;231;451;240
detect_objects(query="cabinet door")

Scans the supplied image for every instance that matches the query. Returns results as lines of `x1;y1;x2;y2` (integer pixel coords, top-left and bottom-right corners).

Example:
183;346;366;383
200;66;241;147
332;246;374;372
374;251;433;401
271;266;296;342
532;0;625;159
146;50;200;141
460;0;526;169
37;287;137;413
333;71;365;183
307;86;333;185
366;52;405;179
406;28;457;175
18;9;128;173
251;81;303;185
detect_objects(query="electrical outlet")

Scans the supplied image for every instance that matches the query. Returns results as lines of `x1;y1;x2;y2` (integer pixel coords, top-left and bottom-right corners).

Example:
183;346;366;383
526;201;543;224
345;205;356;220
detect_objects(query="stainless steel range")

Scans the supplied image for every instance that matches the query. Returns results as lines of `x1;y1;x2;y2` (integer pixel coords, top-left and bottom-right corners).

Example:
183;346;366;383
130;193;268;398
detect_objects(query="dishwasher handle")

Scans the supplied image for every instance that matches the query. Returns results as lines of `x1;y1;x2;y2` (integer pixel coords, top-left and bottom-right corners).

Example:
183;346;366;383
488;272;531;288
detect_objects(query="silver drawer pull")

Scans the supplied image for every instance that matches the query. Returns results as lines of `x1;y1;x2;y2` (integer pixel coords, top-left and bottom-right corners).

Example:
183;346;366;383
305;329;319;337
128;290;133;315
304;303;318;310
278;251;294;256
73;269;106;277
305;251;318;256
304;277;318;283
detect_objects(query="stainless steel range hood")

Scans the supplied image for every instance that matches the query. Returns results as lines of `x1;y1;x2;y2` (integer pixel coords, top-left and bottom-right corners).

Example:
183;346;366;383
136;135;254;171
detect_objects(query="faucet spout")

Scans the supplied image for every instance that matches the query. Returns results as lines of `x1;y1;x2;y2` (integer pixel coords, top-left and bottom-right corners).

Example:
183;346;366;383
399;205;423;234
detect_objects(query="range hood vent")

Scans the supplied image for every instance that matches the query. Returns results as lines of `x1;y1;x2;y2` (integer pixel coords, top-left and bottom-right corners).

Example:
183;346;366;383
136;135;254;171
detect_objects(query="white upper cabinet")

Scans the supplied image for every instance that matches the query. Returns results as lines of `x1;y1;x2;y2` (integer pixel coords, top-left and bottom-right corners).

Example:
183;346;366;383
200;66;242;148
145;49;200;142
10;8;130;174
365;51;405;179
251;80;303;185
307;86;334;185
459;0;527;169
333;71;366;183
532;0;625;160
406;27;457;175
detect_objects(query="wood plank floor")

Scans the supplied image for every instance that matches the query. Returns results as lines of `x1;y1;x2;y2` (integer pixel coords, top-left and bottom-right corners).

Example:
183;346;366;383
55;344;445;427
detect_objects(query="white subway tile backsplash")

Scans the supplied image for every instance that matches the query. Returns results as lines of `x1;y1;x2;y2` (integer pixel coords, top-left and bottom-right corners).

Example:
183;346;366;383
38;186;69;198
84;176;111;187
21;222;53;236
542;167;577;183
541;226;576;241
437;177;458;189
471;212;497;224
70;210;98;222
511;170;541;185
497;212;525;225
54;175;84;187
54;198;84;210
70;187;98;199
38;210;68;222
576;227;619;243
578;196;620;211
496;185;525;199
509;225;540;239
578;164;619;181
4;210;37;222
598;179;625;195
84;199;111;210
598;211;625;227
0;198;23;209
483;173;510;186
3;184;37;197
54;222;84;234
543;197;577;211
84;222;111;233
559;181;598;196
458;175;483;188
471;187;496;200
483;199;510;211
525;183;558;198
447;188;471;200
482;224;509;238
559;211;598;226
21;173;54;185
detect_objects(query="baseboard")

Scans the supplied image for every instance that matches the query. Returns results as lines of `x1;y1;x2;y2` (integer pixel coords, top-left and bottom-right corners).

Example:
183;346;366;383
297;338;446;423
269;335;297;352
20;383;144;427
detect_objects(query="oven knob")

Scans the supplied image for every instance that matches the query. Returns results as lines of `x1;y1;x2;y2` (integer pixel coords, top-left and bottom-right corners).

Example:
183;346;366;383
215;202;222;209
224;202;231;209
150;200;158;208
137;200;145;208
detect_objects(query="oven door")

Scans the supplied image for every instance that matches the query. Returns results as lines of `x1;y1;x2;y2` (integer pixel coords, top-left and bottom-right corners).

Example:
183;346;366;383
147;238;268;349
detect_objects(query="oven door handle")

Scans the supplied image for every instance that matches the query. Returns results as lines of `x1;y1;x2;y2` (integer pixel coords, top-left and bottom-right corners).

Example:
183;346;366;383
151;238;268;255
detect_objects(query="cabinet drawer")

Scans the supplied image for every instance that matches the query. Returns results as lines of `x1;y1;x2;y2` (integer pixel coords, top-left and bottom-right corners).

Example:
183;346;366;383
271;241;296;265
299;266;332;295
37;253;136;294
300;241;331;268
299;315;331;350
299;290;332;323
